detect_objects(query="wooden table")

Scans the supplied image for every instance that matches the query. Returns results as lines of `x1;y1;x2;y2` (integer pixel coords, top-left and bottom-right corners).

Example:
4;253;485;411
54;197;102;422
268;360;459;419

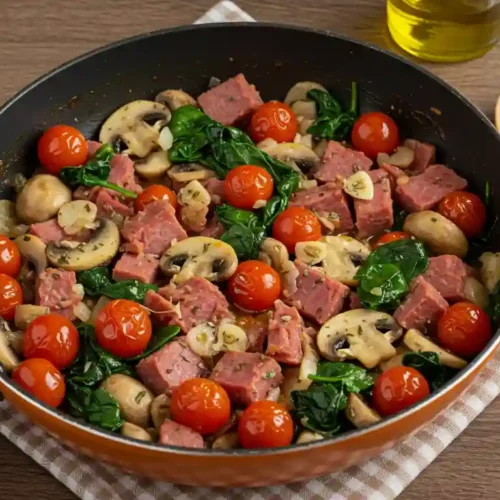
0;0;499;498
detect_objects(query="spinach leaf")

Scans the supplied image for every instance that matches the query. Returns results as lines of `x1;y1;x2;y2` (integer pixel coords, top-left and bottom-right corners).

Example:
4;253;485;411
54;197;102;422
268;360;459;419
127;326;181;362
308;362;374;393
486;282;500;325
60;144;137;199
392;207;408;231
403;352;458;392
77;267;112;293
306;82;358;140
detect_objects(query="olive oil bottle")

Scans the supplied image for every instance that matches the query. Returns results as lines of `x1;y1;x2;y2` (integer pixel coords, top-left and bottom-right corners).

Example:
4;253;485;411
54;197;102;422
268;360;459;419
387;0;500;62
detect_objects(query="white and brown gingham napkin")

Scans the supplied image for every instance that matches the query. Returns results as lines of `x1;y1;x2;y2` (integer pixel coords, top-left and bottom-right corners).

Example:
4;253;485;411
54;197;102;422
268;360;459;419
1;2;500;498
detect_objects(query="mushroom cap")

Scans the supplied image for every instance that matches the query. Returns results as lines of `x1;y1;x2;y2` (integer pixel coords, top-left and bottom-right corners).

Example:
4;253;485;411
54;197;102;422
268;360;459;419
14;234;47;275
160;236;238;283
155;89;197;111
258;141;320;172
46;219;120;271
345;393;381;429
167;163;215;183
284;81;328;106
134;150;172;180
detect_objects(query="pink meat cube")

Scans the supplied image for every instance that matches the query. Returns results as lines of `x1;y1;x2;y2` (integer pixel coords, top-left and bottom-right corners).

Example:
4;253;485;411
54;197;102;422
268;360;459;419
112;253;160;284
419;255;468;301
404;139;436;175
159;419;204;449
95;188;134;217
108;154;142;194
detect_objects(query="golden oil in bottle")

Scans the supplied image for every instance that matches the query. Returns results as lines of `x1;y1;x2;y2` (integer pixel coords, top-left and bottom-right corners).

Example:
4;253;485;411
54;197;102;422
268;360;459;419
387;0;500;62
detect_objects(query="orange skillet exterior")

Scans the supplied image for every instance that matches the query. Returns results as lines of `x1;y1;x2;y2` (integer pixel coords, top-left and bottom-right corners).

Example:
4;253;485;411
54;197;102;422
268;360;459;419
0;345;494;488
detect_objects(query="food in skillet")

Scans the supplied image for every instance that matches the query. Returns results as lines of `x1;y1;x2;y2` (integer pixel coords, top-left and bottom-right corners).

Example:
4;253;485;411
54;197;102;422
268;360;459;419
0;73;498;449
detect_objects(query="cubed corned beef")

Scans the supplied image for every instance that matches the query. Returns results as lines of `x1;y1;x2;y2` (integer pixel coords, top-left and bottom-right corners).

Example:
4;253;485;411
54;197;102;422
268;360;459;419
314;140;372;182
354;169;394;238
418;255;467;301
30;219;69;245
404;139;436;175
144;290;180;326
394;276;448;331
197;73;263;126
159;419;204;448
95;188;134;218
86;140;102;157
285;260;349;325
136;338;206;395
203;178;225;205
112;253;159;284
108;154;142;194
200;215;225;238
289;183;354;233
121;199;187;256
380;162;406;184
396;164;467;212
266;300;304;365
210;351;282;406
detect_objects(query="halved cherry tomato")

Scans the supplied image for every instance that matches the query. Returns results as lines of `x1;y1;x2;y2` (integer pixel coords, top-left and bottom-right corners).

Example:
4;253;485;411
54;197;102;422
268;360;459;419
12;358;65;408
373;366;430;417
95;299;152;358
23;314;79;370
227;260;281;312
238;401;294;449
135;184;177;212
438;191;487;238
171;378;231;435
351;112;399;159
0;236;21;277
37;125;88;175
0;273;22;320
272;206;322;253
437;302;491;358
223;165;274;210
372;231;411;249
249;101;298;143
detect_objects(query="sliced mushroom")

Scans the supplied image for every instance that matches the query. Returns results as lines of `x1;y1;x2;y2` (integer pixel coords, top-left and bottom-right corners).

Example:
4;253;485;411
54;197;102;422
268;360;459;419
178;180;211;207
295;241;327;266
100;374;154;428
258;141;320;172
345;393;381;429
378;345;411;371
317;309;402;368
160;236;237;283
46;219;120;272
212;432;240;449
14;305;50;330
343;171;374;200
291;100;317;120
284;81;328;106
121;422;153;442
16;174;72;223
377;146;415;169
403;329;467;369
321;236;371;286
99;100;171;158
155;89;197;111
0;200;19;237
0;323;20;371
464;277;489;309
134;151;171;179
14;234;47;275
296;431;324;444
167;163;215;183
57;200;97;235
259;238;289;272
151;393;171;430
479;252;500;293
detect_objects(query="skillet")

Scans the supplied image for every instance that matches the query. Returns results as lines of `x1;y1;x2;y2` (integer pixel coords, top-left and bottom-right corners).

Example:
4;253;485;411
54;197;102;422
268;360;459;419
0;23;499;487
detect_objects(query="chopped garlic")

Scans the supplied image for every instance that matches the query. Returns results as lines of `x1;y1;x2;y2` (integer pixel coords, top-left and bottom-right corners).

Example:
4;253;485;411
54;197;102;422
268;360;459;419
343;171;374;200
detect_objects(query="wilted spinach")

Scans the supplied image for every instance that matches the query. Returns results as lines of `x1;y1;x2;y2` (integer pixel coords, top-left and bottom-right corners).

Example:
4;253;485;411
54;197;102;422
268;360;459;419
403;352;458;392
127;326;181;362
306;82;358;140
59;144;137;198
308;362;374;393
486;282;500;326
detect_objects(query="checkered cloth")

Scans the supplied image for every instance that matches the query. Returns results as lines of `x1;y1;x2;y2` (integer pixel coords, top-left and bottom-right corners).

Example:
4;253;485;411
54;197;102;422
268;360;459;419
1;2;499;498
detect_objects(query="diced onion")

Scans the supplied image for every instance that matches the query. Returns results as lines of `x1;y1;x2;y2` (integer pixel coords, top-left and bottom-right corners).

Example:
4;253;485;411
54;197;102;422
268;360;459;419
158;126;174;151
74;302;92;322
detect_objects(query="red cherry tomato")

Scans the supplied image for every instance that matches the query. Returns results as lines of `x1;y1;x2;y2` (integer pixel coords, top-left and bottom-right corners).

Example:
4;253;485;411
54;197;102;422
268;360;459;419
373;366;430;417
0;236;21;277
372;231;411;249
95;299;152;358
223;165;274;210
437;302;492;358
272;206;322;253
438;191;487;238
228;260;281;312
135;184;177;212
0;273;22;320
12;358;65;408
23;314;79;370
249;101;298;143
171;378;231;435
351;112;399;159
238;401;294;449
37;125;88;175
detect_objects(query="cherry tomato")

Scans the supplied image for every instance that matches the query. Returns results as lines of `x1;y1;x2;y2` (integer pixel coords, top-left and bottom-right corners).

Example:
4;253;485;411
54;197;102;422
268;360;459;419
238;401;294;449
351;112;399;159
372;231;411;249
171;378;231;435
135;184;177;212
437;302;492;358
249;101;298;143
228;260;281;312
272;206;322;253
223;165;274;210
23;314;79;370
373;366;430;417
438;191;487;238
0;273;22;320
12;358;65;408
0;236;21;277
37;125;88;175
95;299;152;358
